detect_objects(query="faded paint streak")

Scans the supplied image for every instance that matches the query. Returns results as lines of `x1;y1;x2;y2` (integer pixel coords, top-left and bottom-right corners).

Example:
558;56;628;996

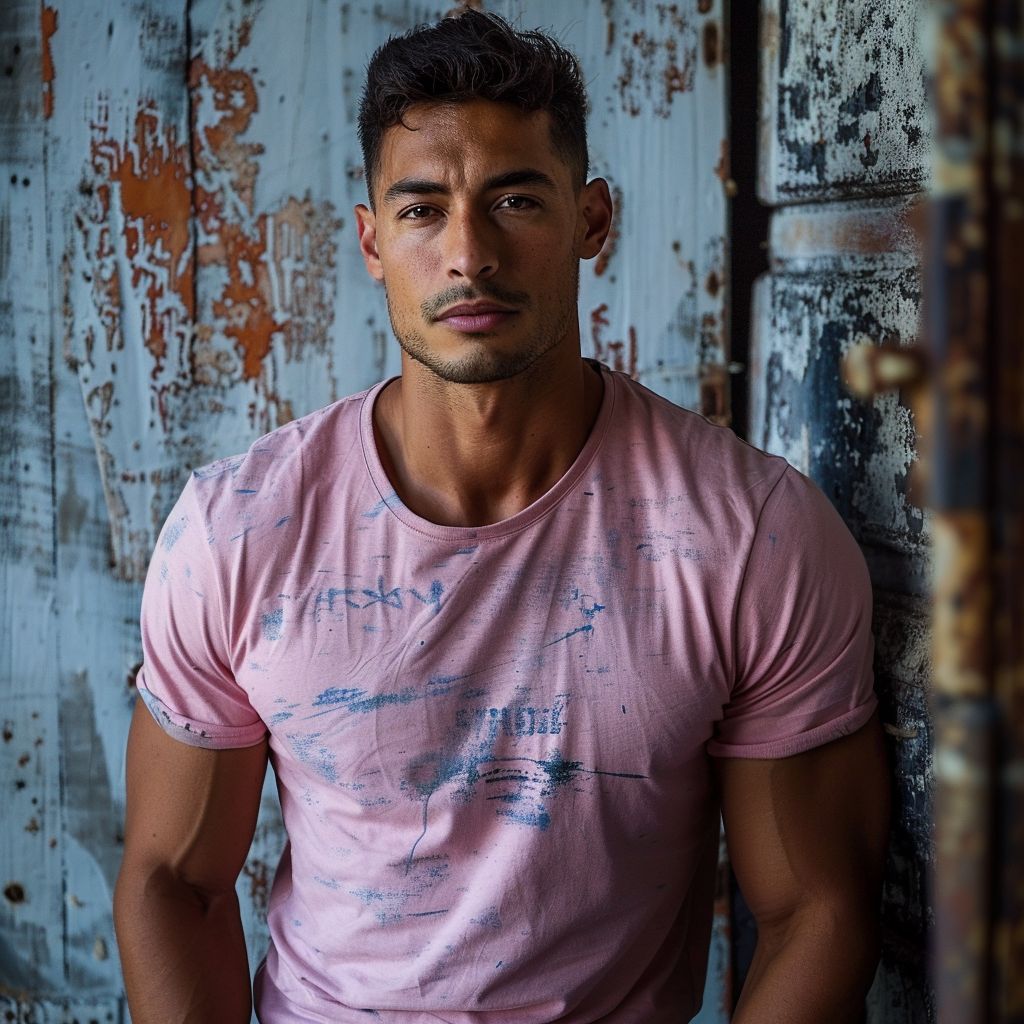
591;304;638;378
41;6;57;120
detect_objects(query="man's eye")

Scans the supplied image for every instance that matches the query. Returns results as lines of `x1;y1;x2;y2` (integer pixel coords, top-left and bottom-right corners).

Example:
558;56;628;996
405;205;435;219
499;195;537;211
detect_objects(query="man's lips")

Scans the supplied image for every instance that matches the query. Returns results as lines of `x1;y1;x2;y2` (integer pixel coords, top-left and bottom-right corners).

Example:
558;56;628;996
436;303;518;332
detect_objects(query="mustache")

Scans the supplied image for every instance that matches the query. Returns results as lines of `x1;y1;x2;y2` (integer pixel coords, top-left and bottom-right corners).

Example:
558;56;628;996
421;283;532;321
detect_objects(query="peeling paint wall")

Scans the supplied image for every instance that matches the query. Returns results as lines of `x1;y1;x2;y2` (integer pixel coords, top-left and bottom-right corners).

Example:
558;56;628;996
751;1;933;1020
0;0;729;1018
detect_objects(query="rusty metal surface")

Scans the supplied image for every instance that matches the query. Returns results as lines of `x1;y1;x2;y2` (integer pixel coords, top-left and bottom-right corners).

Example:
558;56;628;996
0;0;731;1016
924;1;997;1022
932;699;995;1024
989;0;1024;1019
758;0;931;205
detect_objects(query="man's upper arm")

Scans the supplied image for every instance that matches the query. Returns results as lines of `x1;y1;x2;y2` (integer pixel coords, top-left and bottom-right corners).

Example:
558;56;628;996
714;712;889;933
121;698;268;895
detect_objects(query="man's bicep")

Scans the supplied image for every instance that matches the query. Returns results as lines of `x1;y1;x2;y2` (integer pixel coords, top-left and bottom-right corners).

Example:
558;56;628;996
122;699;269;895
714;712;889;929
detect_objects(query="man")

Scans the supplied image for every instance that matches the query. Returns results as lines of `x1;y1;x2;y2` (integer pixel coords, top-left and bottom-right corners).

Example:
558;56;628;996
114;11;889;1024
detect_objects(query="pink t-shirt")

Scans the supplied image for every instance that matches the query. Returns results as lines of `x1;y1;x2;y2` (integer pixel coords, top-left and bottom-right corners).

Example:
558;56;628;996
138;367;876;1024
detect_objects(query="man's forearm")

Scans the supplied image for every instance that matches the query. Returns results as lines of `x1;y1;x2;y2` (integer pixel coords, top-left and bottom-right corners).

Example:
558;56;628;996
113;866;252;1024
732;904;879;1024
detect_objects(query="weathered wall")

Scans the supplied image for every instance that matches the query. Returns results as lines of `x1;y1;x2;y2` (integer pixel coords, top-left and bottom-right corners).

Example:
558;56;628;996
751;1;934;1020
0;1;731;1019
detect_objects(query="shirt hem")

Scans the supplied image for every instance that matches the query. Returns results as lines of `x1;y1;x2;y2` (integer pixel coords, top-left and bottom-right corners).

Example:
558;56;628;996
137;685;268;750
706;695;877;760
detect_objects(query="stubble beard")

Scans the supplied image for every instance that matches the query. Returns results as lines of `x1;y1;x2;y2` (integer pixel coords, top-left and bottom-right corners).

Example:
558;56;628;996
384;263;580;386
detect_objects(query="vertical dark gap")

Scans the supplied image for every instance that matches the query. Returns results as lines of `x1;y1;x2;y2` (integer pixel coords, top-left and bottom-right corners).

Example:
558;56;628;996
726;0;769;1006
728;1;770;443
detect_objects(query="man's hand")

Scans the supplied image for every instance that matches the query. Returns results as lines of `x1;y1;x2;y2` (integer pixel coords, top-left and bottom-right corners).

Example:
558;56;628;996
114;699;269;1024
714;712;890;1024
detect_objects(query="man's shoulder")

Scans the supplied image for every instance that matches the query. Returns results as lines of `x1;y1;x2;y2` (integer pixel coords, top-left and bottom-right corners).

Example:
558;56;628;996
608;370;790;512
185;387;371;520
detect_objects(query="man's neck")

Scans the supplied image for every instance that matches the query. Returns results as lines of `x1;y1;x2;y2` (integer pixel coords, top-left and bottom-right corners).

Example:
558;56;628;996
372;341;604;528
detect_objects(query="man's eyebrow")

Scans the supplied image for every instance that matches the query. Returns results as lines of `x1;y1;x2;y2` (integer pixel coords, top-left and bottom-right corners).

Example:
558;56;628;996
481;169;559;192
382;178;450;206
381;168;559;207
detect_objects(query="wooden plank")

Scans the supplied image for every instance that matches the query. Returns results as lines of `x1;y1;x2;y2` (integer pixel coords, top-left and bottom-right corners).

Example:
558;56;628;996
0;0;65;1001
43;1;193;1003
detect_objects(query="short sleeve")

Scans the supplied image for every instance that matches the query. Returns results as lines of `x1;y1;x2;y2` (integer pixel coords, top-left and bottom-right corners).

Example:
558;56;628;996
708;466;877;759
136;476;268;750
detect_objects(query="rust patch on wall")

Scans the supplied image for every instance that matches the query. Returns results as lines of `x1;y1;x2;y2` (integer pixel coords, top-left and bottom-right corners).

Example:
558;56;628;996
242;859;271;916
41;5;57;119
702;20;719;68
85;105;194;370
191;63;263;216
3;884;25;905
190;58;341;394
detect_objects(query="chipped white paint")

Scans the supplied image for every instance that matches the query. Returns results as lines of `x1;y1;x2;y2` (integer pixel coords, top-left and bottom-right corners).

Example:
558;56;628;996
851;392;924;546
759;0;931;204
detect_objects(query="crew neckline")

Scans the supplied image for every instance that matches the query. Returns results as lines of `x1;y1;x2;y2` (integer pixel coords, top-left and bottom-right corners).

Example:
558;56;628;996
358;362;618;542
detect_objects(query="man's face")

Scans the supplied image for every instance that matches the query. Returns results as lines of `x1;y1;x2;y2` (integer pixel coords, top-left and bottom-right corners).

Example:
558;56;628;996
355;100;604;385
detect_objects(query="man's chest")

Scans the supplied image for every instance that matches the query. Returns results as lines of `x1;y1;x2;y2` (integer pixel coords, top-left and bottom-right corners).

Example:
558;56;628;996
230;527;734;821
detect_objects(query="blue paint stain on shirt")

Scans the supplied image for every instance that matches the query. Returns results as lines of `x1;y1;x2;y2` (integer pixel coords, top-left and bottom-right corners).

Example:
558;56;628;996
275;516;292;527
471;907;502;929
497;806;551;830
262;609;284;642
362;576;403;609
235;488;258;494
162;517;187;552
288;732;337;783
543;624;593;647
409;580;444;615
769;533;777;552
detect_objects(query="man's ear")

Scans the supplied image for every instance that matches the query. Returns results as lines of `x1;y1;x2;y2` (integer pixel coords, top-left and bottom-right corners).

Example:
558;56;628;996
577;178;614;261
355;204;384;281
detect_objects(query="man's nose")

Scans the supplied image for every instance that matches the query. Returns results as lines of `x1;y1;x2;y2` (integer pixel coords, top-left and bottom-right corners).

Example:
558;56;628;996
444;207;499;281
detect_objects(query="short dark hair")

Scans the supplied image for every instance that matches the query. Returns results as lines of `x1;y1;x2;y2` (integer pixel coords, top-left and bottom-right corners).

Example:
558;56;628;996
358;10;589;206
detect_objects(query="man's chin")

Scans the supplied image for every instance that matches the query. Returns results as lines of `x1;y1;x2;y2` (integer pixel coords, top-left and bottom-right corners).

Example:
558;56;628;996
397;335;556;386
404;348;540;385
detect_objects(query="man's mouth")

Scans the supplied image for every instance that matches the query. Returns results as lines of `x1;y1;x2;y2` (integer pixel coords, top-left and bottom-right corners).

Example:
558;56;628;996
436;301;518;333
